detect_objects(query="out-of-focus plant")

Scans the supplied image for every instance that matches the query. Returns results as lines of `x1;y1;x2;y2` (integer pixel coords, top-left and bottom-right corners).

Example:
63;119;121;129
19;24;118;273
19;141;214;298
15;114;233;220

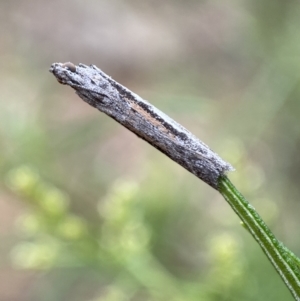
6;164;248;301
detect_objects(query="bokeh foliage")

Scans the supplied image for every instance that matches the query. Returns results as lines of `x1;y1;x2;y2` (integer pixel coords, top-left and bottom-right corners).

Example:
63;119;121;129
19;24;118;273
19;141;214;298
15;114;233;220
1;1;300;300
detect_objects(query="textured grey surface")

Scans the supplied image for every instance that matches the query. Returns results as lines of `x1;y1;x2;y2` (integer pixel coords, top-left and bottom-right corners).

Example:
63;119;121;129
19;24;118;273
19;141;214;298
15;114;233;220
50;62;234;189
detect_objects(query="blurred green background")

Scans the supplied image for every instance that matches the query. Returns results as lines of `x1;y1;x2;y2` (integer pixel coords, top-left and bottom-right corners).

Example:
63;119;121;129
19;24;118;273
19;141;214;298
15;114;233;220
1;1;300;300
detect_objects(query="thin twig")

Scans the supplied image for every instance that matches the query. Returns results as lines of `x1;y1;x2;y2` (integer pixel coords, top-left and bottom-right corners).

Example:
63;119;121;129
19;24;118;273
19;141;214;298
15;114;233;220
219;176;300;300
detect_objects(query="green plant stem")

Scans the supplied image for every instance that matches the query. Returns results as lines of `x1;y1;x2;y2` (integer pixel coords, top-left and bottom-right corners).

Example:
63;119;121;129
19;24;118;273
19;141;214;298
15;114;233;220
218;175;300;301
